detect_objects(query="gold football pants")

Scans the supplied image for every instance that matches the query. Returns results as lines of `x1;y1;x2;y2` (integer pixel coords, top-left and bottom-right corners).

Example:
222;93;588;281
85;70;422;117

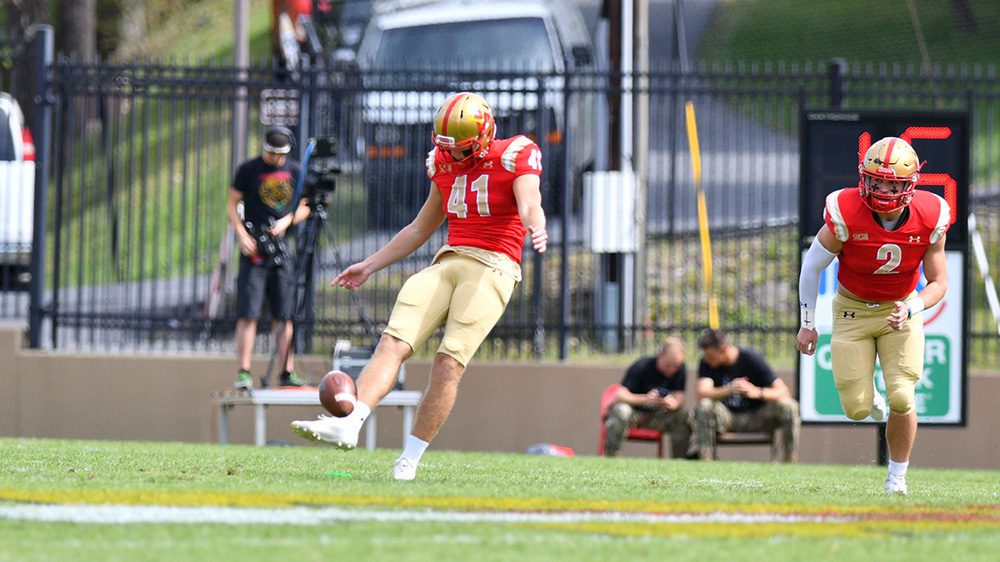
830;292;923;418
384;253;516;367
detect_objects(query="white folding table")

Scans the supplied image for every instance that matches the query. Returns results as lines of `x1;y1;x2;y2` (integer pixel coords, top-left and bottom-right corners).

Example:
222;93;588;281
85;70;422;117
214;387;422;448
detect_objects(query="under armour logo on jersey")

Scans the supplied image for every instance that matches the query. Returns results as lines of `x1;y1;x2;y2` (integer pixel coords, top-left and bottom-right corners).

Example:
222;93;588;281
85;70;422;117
842;311;856;318
909;235;921;243
481;161;494;168
853;233;869;241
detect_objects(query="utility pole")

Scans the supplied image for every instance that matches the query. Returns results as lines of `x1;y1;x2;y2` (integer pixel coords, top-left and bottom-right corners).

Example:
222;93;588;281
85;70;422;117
594;0;647;352
232;0;250;172
633;0;649;349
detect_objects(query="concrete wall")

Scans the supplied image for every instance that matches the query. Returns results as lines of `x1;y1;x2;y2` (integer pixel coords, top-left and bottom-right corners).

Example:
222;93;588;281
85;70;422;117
1;326;997;469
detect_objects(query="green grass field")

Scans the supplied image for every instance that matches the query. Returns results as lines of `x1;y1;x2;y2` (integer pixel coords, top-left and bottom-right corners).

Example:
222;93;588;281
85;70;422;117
1;438;997;561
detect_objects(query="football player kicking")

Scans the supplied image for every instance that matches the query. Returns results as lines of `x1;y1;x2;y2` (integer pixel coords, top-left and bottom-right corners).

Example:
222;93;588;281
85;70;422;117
797;137;951;495
291;92;548;481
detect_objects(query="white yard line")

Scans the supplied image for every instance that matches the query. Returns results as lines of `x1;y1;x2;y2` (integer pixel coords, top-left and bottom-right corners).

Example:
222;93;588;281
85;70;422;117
0;504;856;525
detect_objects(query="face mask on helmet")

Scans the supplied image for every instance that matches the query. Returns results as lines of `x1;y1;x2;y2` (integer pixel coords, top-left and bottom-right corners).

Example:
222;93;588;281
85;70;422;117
432;92;496;165
858;136;923;213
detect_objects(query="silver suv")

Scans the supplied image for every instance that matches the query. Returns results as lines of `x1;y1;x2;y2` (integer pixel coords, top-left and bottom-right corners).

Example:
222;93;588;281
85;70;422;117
0;91;35;289
355;0;599;228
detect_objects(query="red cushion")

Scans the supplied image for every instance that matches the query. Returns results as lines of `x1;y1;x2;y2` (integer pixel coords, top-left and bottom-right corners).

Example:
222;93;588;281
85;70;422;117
627;428;662;441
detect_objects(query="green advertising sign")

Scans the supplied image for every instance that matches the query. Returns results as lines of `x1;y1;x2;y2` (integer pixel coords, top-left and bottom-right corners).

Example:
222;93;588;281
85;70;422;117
811;335;951;417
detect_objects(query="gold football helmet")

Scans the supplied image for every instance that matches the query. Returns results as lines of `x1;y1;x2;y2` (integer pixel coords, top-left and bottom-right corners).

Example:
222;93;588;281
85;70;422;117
432;92;496;164
858;136;923;213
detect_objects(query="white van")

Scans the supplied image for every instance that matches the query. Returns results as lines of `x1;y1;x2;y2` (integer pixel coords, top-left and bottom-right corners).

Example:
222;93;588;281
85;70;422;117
355;0;599;228
0;91;36;289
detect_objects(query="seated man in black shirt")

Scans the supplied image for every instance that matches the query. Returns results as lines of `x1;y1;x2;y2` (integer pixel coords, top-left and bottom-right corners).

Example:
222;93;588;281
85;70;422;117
694;328;800;462
604;337;692;459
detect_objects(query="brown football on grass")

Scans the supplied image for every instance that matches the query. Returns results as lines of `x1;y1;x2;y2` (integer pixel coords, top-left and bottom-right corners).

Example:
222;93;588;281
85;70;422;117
318;370;357;417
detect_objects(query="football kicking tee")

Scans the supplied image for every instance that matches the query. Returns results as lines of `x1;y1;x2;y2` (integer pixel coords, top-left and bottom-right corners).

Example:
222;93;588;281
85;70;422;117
290;92;549;481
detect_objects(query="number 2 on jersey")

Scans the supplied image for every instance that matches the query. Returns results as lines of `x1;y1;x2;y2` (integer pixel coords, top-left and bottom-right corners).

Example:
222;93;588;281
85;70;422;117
447;174;490;218
874;243;902;274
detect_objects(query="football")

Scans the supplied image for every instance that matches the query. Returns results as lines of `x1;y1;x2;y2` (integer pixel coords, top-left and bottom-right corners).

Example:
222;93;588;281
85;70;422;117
318;370;357;417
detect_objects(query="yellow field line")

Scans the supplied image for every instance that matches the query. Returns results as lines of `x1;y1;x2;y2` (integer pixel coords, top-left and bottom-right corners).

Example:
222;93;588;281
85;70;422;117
1;488;996;522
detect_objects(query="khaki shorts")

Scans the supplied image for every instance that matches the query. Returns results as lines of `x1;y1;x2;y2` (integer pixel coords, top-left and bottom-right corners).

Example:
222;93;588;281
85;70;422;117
384;253;517;366
830;292;924;417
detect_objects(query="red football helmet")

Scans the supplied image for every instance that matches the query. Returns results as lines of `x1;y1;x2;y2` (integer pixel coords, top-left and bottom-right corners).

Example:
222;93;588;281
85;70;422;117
431;92;496;165
858;137;923;213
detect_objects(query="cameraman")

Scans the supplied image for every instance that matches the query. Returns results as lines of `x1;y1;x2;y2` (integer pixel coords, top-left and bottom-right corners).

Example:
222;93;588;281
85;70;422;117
227;126;311;390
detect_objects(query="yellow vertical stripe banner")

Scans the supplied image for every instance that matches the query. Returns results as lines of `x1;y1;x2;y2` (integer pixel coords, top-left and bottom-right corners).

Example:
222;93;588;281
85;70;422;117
685;101;719;330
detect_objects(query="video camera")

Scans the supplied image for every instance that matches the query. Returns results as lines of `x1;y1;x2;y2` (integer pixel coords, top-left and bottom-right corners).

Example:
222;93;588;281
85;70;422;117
302;137;340;205
244;219;289;268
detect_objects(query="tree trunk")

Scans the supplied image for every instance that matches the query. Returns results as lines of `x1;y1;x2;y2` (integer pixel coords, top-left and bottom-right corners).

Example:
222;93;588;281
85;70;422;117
950;0;978;33
57;0;97;61
119;1;147;55
57;0;99;149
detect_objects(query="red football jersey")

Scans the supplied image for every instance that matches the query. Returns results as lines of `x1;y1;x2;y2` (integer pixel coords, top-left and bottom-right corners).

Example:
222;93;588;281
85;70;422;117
824;188;951;301
425;135;543;263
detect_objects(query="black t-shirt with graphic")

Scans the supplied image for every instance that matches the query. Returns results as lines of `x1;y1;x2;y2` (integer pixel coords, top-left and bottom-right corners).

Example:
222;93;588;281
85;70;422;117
698;347;777;413
620;356;686;411
232;156;301;229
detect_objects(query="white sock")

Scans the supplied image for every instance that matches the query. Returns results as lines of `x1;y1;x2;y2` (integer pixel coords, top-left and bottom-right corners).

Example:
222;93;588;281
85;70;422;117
888;459;909;477
350;401;372;425
401;435;429;462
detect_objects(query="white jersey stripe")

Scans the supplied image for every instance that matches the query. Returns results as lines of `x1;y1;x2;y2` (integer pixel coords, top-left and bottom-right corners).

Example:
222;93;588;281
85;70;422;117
501;136;532;173
825;190;850;241
425;148;438;179
930;193;951;244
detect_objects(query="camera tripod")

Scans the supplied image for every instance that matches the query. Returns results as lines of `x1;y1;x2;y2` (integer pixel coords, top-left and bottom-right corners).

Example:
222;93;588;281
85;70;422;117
259;194;380;388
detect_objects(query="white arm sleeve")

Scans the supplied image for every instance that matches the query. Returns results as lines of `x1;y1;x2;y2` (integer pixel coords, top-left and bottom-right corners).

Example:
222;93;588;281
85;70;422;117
798;237;838;328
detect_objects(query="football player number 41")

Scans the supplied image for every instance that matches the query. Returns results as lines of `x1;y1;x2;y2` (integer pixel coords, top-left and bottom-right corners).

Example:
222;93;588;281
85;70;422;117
446;148;542;219
448;175;490;218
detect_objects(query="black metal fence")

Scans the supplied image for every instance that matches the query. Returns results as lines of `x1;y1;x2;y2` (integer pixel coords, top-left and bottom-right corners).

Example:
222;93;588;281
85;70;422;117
3;30;998;366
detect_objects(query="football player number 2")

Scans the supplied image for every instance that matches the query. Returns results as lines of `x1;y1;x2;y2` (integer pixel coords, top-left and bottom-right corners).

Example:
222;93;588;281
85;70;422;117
874;243;902;274
448;175;490;218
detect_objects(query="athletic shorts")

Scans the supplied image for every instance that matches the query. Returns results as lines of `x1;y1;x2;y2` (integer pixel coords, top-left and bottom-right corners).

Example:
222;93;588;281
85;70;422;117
236;255;295;320
384;252;517;367
830;292;923;416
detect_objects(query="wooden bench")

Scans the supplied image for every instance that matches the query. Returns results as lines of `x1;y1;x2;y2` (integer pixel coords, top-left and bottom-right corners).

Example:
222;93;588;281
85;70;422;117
709;431;776;460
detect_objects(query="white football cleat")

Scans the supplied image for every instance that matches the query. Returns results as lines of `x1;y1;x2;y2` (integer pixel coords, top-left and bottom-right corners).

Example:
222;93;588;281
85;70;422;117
290;415;359;450
884;473;908;495
869;390;888;422
393;456;418;481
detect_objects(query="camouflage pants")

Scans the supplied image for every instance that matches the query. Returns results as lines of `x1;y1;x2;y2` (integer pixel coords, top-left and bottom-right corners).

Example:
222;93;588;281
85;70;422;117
693;398;800;463
604;402;692;458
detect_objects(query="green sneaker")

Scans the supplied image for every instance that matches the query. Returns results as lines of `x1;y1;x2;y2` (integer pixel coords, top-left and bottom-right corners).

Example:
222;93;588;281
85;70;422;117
279;371;305;387
234;369;253;390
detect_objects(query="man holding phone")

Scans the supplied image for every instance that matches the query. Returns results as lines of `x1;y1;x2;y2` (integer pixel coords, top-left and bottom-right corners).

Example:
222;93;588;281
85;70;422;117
603;337;693;459
694;328;800;462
